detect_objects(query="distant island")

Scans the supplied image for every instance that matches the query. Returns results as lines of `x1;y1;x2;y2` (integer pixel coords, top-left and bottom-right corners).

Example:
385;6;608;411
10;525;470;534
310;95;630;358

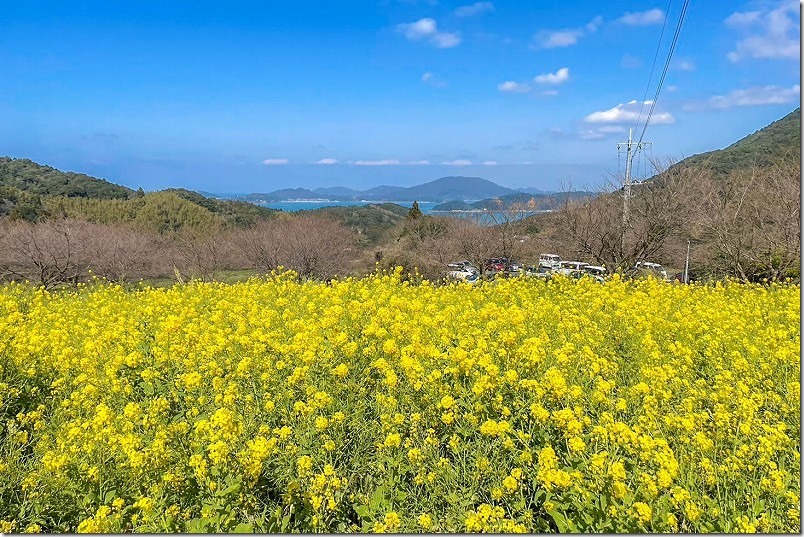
212;176;587;209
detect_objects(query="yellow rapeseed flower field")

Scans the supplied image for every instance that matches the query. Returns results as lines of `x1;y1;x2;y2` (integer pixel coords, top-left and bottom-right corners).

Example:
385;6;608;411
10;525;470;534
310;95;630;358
0;269;799;532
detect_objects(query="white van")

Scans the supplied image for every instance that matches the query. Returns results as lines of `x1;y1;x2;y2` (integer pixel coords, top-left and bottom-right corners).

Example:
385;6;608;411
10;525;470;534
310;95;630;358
538;254;561;270
634;261;668;280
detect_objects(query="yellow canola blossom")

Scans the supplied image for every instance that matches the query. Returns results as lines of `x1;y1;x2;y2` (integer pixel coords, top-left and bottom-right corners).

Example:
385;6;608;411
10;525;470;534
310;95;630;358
0;272;799;532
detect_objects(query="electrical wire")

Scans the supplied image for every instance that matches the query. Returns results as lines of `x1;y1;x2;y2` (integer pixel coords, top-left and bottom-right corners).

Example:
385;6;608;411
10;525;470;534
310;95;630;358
636;0;691;148
634;0;673;136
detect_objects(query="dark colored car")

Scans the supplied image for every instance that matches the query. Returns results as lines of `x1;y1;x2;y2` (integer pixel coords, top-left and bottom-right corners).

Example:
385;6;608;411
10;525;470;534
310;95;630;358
485;257;508;272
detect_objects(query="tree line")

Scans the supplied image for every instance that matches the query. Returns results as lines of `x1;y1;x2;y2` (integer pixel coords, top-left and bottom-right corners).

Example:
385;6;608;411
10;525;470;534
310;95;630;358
0;157;799;289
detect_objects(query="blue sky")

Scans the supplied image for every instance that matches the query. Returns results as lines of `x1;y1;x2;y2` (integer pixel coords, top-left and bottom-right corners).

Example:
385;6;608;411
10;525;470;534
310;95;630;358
0;0;799;193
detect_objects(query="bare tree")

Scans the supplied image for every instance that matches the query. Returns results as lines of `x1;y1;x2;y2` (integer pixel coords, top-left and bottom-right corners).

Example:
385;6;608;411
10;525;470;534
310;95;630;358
230;215;357;279
81;223;166;282
560;160;700;273
280;216;357;279
0;219;90;289
172;224;237;281
691;156;801;281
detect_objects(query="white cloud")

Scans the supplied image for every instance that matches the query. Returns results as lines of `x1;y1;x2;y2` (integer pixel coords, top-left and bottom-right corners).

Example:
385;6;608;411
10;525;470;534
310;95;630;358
398;18;461;48
483;161;497;166
262;159;288;165
577;125;625;141
585;16;603;32
498;81;530;93
534;16;602;49
353;159;401;166
726;2;799;61
578;129;606;141
534;67;570;85
408;160;431;165
399;18;437;39
313;158;338;165
584;99;675;125
676;59;695;71
455;1;494;17
421;72;447;88
702;84;800;109
618;8;664;26
431;32;461;48
535;29;583;48
542;90;558;96
442;159;473;166
725;11;762;27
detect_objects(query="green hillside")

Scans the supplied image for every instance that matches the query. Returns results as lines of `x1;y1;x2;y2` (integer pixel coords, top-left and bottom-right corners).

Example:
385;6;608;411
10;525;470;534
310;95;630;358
675;108;800;176
0;157;276;229
304;203;409;246
0;157;135;199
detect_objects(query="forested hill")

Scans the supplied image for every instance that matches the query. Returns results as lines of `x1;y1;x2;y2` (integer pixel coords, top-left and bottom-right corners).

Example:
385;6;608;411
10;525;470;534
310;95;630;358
0;158;277;230
674;108;800;176
0;157;135;199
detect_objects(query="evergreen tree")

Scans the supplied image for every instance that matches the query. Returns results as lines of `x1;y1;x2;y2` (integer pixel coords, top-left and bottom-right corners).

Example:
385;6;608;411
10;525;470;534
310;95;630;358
407;200;423;220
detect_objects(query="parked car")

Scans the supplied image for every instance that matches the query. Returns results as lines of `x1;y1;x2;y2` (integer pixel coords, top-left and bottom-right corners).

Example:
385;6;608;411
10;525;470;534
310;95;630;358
582;265;606;283
447;268;480;283
507;259;523;273
447;260;478;272
558;261;589;275
523;265;552;278
485;257;508;272
538;253;561;270
634;261;668;280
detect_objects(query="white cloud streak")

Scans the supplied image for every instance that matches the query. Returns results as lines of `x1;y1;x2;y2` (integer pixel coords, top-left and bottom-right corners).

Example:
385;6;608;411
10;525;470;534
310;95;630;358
431;32;461;48
498;81;531;93
455;2;494;17
535;29;583;48
584;100;675;125
442;159;473;166
534;16;602;49
618;8;664;26
726;2;799;61
696;84;801;109
534;67;570;85
353;160;402;166
262;159;288;165
398;18;461;48
313;158;339;165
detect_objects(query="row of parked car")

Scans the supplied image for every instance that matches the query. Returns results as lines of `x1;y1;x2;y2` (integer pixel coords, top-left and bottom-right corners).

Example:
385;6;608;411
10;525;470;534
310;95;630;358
446;254;669;283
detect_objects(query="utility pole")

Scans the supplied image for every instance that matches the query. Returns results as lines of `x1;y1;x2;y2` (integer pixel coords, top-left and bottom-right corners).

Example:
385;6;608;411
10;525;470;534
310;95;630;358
617;128;653;228
617;129;652;255
683;239;691;284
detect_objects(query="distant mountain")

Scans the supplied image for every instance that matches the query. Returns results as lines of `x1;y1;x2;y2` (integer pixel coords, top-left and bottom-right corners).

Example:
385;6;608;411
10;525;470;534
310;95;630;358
519;187;552;195
357;185;409;200
392;176;516;202
240;188;331;202
313;186;362;197
432;190;597;212
226;175;524;203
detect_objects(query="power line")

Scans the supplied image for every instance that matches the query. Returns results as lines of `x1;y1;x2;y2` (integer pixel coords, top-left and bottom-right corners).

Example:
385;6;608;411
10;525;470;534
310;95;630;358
636;0;691;148
634;0;673;136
